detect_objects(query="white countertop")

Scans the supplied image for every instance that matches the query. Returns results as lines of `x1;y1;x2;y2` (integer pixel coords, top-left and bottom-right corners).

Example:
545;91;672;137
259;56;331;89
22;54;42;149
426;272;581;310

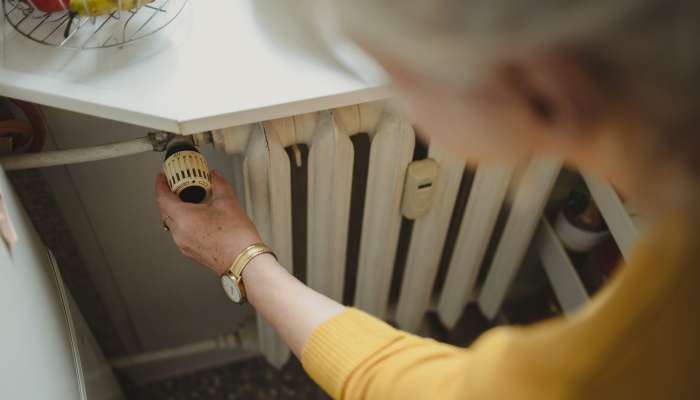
0;0;389;134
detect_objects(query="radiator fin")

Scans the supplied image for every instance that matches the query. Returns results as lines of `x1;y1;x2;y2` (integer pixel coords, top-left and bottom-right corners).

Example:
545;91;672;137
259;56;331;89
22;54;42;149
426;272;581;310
354;113;416;317
307;111;355;301
436;161;515;327
243;123;293;368
395;146;465;331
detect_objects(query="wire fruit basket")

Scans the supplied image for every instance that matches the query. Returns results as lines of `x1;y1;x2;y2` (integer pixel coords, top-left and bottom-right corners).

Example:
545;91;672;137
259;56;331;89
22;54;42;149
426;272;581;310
2;0;188;49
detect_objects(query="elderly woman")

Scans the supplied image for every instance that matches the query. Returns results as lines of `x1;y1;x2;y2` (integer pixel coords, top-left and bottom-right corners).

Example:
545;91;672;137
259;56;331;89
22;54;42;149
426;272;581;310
156;1;700;398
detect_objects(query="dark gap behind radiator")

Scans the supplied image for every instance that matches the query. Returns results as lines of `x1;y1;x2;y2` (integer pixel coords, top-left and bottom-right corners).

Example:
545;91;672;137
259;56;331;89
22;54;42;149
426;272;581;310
475;205;512;288
286;144;310;284
432;168;475;296
343;134;371;305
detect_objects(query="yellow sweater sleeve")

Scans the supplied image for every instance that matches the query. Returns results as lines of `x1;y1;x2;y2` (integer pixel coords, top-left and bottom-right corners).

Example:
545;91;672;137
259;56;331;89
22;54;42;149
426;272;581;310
301;308;549;400
300;309;459;399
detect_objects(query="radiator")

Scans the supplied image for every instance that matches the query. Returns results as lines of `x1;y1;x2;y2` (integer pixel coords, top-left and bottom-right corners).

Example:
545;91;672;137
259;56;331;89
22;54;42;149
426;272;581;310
210;101;635;368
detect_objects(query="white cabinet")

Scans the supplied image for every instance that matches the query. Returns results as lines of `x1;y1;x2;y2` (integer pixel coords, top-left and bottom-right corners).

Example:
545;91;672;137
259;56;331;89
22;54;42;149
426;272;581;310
0;167;123;400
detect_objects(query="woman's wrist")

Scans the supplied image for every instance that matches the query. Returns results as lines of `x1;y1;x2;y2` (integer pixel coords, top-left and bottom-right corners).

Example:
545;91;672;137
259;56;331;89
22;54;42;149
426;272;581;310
241;253;290;306
238;252;346;357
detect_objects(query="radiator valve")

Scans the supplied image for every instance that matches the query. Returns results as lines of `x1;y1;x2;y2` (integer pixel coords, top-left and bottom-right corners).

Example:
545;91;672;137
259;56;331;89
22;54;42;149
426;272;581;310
162;137;211;204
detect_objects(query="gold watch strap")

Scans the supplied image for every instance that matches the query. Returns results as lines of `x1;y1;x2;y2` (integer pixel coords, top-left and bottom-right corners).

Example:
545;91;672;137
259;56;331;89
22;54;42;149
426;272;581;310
227;243;275;279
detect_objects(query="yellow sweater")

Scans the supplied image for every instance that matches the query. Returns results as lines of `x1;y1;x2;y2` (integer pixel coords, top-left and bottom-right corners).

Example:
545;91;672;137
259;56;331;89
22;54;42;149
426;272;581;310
302;214;700;399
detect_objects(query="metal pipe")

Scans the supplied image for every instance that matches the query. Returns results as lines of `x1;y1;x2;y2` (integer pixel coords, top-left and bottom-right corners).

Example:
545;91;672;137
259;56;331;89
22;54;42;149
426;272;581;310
0;131;213;171
0;137;156;171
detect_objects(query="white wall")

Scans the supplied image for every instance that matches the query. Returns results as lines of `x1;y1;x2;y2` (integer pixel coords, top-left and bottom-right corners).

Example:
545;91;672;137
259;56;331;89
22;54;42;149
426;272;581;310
40;107;254;381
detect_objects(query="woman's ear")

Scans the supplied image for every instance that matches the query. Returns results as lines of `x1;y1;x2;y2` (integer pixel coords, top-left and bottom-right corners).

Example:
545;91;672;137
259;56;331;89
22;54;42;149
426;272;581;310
496;56;607;153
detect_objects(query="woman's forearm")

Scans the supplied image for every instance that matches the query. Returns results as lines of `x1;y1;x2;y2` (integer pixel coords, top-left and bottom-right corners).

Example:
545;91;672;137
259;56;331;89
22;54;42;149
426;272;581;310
242;253;346;358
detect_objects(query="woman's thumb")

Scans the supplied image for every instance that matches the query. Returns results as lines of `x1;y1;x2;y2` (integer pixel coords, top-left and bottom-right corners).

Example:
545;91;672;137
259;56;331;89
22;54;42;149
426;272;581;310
210;170;234;200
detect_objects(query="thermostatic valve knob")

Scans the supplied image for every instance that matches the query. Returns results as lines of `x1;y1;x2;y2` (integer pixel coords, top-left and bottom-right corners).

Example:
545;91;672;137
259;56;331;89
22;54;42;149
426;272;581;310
163;138;211;204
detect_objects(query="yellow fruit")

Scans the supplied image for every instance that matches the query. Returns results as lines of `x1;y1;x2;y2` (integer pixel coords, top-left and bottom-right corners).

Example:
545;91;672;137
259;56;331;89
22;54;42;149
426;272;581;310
69;0;153;16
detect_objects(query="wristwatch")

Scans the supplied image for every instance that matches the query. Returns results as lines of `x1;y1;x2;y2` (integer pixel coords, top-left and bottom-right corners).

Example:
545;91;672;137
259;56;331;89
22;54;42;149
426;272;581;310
220;243;275;304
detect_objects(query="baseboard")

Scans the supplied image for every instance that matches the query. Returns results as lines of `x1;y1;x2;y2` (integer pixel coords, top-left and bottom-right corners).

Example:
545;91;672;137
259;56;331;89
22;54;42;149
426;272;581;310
117;349;260;386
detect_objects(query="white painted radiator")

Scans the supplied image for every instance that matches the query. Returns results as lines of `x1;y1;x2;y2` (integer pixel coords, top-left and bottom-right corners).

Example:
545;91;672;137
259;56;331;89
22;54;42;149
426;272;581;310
211;101;638;368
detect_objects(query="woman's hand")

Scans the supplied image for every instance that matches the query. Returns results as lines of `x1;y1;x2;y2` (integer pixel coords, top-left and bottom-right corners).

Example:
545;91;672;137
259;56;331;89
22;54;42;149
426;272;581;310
155;170;261;276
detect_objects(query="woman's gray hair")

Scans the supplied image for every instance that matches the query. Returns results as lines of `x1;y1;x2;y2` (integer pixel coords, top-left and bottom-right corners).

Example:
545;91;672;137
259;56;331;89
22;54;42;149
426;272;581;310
330;0;700;171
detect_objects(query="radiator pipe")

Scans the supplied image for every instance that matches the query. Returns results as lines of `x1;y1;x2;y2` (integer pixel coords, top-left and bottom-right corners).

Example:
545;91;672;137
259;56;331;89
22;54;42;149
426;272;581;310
0;137;155;171
0;132;211;171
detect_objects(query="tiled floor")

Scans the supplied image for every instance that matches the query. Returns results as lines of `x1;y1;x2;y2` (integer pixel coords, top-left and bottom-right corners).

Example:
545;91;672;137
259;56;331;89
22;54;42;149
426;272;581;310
123;357;329;400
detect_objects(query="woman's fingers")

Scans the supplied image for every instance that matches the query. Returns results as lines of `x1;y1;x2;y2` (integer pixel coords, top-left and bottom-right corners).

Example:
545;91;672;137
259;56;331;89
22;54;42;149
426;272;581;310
155;173;186;208
155;174;178;232
155;173;189;226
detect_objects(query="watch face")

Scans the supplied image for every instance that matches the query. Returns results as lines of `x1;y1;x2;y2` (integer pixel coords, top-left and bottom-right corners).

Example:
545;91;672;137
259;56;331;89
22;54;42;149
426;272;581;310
221;275;242;303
